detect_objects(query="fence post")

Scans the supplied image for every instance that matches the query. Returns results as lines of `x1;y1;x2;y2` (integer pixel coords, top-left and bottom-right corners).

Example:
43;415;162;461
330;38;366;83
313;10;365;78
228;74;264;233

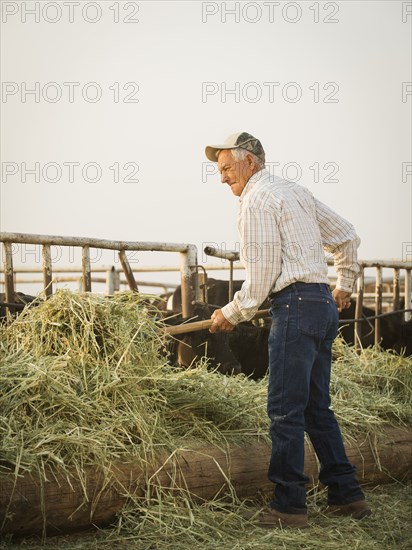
354;269;364;353
180;245;197;318
114;270;120;292
106;267;115;295
198;269;207;303
118;251;138;292
393;268;400;313
405;269;411;322
3;242;15;313
42;245;53;297
82;246;92;292
374;266;382;346
228;260;234;301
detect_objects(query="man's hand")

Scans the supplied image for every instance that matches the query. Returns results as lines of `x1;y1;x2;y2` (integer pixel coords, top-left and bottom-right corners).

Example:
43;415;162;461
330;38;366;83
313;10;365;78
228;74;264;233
209;309;236;333
332;288;352;312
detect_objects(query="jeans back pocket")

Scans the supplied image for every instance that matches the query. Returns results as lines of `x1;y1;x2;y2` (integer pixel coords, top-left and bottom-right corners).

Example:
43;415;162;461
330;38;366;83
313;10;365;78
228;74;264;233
298;296;331;338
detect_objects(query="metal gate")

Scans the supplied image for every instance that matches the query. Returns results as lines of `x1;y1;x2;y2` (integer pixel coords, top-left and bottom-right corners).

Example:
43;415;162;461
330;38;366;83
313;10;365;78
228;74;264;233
0;232;198;318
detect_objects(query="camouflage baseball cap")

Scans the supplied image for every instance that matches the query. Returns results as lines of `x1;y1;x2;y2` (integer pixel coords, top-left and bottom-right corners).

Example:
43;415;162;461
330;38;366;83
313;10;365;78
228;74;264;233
205;132;265;163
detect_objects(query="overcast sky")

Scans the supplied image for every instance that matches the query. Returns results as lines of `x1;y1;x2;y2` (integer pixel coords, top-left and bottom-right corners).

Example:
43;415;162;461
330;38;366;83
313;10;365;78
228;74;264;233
1;1;411;291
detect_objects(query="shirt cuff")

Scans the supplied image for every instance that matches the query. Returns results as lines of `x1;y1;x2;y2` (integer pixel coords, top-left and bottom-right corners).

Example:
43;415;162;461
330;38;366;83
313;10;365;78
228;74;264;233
335;276;356;294
221;301;244;325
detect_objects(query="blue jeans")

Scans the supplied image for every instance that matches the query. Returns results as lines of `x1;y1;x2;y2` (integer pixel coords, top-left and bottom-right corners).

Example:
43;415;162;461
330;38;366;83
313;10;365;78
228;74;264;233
267;282;365;514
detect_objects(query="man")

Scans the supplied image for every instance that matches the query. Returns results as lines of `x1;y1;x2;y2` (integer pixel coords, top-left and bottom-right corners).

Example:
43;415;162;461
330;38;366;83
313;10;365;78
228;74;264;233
206;132;371;529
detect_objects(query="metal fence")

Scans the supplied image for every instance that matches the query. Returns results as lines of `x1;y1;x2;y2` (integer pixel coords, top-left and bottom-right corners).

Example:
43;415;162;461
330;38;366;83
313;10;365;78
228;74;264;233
1;233;411;351
0;232;198;317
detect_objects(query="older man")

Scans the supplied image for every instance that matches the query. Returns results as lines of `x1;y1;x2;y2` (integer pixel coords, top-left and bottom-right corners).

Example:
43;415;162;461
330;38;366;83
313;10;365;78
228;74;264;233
206;132;371;528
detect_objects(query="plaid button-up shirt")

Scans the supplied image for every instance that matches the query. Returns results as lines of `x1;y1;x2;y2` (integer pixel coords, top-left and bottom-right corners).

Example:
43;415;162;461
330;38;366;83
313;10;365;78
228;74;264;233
221;168;361;325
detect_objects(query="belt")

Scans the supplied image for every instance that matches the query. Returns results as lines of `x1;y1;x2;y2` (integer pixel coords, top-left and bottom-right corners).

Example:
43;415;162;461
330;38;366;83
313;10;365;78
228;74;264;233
269;282;330;299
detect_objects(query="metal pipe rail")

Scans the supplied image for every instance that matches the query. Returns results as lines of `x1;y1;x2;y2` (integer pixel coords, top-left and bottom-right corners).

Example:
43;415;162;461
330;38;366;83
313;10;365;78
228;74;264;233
203;246;239;262
3;264;246;274
0;233;194;252
2;277;178;292
0;232;198;317
203;246;412;271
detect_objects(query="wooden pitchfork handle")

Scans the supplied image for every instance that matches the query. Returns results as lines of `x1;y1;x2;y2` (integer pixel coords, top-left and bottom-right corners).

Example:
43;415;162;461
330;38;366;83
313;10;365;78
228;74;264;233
162;309;270;336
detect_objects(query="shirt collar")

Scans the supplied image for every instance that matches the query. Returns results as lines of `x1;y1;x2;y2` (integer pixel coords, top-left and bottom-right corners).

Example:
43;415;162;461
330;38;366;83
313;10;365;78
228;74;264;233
239;168;270;202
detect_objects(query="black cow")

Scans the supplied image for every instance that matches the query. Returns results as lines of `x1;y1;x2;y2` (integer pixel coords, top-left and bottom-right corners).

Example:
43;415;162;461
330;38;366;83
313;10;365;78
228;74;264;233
167;280;411;380
151;291;174;312
229;303;412;380
392;320;412;355
338;302;376;348
171;278;270;311
0;292;38;319
162;304;242;375
229;324;269;380
191;279;410;353
338;301;411;353
168;280;270;379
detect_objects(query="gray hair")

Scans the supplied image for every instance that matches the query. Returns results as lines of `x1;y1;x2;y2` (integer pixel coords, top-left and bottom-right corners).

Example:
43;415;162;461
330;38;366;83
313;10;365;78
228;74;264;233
231;148;265;168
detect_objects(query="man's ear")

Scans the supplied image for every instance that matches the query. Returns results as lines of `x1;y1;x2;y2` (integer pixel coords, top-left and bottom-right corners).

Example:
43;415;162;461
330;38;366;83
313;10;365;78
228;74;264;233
246;153;255;169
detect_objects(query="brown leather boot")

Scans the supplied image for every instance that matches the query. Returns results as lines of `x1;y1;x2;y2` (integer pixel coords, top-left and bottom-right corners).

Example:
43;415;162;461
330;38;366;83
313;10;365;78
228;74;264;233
243;507;309;529
326;500;372;519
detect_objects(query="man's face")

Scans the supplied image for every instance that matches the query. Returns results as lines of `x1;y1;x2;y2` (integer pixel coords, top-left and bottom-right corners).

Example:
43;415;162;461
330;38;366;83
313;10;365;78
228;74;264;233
217;149;255;197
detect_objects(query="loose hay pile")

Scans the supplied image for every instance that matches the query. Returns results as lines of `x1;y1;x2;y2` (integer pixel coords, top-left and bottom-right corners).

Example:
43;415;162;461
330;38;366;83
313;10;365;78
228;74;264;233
331;338;411;434
0;291;268;478
0;290;411;549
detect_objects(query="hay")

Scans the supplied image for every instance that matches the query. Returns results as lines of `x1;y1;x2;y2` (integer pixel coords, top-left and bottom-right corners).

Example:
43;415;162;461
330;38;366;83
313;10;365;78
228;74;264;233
331;338;412;435
0;290;268;482
0;290;411;547
1;482;411;549
0;291;166;478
